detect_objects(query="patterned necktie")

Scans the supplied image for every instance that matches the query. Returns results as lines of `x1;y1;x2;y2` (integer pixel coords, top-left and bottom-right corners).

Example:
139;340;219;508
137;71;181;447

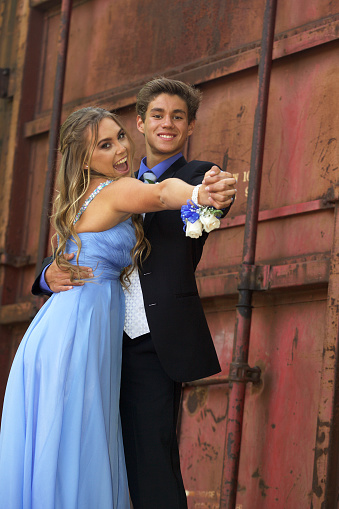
142;171;157;184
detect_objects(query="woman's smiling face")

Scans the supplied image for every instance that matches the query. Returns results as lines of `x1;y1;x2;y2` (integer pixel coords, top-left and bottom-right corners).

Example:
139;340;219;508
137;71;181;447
88;117;132;179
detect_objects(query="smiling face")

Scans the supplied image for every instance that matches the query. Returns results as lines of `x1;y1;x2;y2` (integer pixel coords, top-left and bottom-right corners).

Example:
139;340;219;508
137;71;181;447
136;93;195;168
88;117;132;178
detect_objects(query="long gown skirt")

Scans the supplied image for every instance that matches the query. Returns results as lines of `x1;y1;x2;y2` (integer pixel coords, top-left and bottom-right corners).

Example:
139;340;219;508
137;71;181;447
0;277;130;509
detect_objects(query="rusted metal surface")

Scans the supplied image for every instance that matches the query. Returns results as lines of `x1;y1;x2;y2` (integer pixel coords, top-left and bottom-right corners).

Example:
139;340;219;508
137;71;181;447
310;197;339;508
0;0;45;401
0;301;36;325
36;0;73;274
0;68;10;97
235;292;328;508
0;1;339;507
22;14;339;140
186;40;338;509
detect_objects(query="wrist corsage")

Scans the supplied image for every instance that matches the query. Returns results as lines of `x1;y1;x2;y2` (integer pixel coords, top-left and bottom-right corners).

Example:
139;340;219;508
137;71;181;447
181;185;223;239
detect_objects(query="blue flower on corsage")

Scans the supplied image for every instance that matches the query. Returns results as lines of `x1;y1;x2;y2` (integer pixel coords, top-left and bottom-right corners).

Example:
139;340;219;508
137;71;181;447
181;200;223;238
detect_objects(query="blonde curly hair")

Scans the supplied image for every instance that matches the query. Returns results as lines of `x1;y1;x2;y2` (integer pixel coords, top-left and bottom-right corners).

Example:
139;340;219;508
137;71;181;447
51;106;150;286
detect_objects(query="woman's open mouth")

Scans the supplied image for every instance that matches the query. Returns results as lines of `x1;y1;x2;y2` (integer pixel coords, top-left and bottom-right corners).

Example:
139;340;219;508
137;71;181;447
113;156;129;174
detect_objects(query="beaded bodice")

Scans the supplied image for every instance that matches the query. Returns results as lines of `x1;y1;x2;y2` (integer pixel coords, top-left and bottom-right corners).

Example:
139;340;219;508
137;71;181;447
73;180;114;225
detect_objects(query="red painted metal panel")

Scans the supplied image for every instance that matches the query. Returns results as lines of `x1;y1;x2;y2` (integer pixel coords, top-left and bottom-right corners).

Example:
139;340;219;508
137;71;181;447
34;1;339;115
237;296;327;508
0;0;339;507
188;45;338;214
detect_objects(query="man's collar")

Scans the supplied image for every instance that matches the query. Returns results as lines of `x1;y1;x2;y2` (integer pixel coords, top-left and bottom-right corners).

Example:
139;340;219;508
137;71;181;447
137;152;183;180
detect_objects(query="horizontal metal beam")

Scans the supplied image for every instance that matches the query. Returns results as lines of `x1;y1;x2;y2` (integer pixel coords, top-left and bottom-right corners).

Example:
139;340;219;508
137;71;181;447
0;252;33;268
183;365;261;387
184;376;231;387
0;301;37;325
1;198;333;269
30;0;61;10
23;15;339;139
196;256;330;299
221;198;334;229
0;256;330;324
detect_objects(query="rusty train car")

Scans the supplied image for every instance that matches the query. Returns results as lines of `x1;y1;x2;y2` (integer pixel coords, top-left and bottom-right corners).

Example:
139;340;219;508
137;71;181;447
0;0;339;507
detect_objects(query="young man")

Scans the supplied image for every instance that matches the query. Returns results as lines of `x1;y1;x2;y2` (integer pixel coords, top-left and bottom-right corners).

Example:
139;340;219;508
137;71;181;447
32;78;236;509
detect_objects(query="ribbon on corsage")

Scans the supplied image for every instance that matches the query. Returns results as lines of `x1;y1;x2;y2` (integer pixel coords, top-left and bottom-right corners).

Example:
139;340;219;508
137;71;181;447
181;200;223;238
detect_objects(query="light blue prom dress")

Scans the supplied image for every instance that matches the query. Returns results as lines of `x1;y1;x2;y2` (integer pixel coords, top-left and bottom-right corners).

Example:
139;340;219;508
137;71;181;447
0;182;133;509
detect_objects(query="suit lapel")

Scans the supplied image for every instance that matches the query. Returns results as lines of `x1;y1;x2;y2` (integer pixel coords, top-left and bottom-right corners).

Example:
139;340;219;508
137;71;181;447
142;156;187;233
157;156;187;181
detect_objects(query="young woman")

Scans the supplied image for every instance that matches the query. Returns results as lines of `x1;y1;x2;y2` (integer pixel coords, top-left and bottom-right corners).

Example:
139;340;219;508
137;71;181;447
0;107;219;509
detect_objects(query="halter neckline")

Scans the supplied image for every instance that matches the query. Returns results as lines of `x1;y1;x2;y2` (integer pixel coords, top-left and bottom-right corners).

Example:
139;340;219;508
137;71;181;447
73;180;113;225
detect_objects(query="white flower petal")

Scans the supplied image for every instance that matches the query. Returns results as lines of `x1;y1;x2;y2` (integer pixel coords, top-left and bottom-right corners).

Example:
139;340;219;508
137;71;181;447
185;219;203;238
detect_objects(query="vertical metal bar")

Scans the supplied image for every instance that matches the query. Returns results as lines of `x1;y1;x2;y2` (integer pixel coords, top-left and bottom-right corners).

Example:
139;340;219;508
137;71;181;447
314;192;339;508
220;0;278;507
35;0;73;275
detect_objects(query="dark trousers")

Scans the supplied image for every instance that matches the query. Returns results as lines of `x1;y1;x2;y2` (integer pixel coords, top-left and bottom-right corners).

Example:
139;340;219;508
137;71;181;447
120;332;188;509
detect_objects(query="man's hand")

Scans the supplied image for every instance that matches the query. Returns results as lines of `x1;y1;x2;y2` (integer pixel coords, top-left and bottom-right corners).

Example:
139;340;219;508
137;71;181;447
202;166;237;209
45;253;93;293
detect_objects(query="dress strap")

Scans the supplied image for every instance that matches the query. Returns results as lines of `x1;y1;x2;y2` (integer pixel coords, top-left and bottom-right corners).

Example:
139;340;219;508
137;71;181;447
73;180;114;225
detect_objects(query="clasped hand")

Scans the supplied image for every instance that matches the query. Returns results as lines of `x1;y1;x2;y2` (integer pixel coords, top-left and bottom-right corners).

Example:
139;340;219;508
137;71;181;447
202;166;237;209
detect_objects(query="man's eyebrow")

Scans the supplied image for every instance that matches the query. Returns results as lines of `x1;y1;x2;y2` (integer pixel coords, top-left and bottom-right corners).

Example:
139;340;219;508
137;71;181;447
150;107;187;115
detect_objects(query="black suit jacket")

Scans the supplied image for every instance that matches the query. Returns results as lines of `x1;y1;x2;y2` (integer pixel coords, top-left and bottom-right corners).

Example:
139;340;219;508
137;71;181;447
135;156;223;382
32;156;227;382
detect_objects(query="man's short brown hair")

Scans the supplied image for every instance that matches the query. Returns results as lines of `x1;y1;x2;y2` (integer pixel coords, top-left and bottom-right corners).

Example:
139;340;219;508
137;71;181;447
136;77;202;124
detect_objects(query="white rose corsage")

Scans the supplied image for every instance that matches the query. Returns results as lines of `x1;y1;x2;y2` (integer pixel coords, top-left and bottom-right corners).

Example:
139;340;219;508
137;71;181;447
180;185;223;238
